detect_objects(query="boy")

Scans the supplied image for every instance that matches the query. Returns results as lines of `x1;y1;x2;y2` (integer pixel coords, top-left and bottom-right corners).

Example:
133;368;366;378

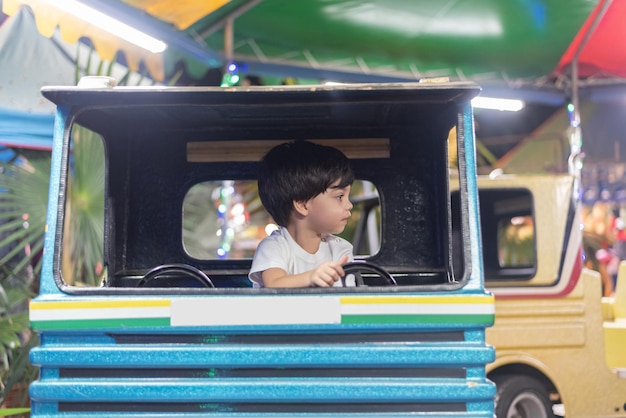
249;140;354;288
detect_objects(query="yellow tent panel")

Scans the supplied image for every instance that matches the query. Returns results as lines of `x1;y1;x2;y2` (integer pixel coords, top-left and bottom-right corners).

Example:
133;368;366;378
124;0;229;30
1;0;228;80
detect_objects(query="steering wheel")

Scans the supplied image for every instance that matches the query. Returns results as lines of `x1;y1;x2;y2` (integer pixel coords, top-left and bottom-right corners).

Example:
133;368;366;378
137;263;215;288
341;261;397;287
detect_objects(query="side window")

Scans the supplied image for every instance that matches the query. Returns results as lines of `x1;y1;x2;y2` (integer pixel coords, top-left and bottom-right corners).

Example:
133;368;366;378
497;215;535;268
61;125;106;286
482;189;536;280
182;180;270;260
182;180;380;260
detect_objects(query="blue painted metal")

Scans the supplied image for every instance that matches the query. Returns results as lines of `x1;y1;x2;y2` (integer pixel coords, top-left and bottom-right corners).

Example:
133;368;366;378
39;106;69;296
31;342;494;367
460;101;485;292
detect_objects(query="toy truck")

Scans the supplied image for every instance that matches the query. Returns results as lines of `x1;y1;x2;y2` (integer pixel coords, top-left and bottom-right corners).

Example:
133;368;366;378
28;80;496;416
454;173;626;417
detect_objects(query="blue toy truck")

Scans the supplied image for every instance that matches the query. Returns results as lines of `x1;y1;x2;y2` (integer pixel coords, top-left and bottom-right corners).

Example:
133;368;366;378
29;80;495;416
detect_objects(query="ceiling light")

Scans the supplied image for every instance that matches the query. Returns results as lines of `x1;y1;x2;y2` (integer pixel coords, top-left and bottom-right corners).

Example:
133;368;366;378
49;0;167;53
472;97;525;112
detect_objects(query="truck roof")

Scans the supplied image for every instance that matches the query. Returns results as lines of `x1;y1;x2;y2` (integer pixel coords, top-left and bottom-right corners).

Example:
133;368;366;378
41;82;480;116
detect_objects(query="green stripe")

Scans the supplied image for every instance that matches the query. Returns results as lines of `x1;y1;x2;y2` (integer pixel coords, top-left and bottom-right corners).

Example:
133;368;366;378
341;314;494;325
31;317;170;330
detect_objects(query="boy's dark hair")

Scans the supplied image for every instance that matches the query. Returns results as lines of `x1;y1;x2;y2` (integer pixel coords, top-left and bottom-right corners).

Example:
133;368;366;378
258;141;354;226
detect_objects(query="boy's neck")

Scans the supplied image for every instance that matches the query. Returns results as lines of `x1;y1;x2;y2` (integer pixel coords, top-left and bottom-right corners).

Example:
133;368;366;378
286;224;323;254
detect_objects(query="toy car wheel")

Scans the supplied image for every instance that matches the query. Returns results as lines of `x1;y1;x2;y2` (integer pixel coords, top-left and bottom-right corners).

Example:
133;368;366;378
493;375;554;418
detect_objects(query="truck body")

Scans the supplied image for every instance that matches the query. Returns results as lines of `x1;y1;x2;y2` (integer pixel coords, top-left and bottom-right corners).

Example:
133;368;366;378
28;81;496;416
459;174;626;417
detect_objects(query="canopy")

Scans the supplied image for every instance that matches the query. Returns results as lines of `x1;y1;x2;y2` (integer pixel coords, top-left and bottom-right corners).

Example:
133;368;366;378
3;0;626;163
0;5;76;114
0;6;155;150
554;0;626;80
5;0;622;104
0;6;74;151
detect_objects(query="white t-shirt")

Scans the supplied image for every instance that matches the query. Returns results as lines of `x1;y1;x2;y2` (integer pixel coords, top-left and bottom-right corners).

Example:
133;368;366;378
249;228;354;288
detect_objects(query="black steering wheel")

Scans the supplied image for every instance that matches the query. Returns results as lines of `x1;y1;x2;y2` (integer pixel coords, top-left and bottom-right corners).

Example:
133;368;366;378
341;261;397;287
137;264;215;288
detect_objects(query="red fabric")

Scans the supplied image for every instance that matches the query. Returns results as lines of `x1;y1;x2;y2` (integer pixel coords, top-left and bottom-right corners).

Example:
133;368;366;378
611;216;626;241
554;0;626;79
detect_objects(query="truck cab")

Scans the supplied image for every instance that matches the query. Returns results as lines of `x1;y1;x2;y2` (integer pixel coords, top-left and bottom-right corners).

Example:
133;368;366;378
28;81;496;417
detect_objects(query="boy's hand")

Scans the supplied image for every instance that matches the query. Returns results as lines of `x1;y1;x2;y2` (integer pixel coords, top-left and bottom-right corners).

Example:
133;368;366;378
309;255;349;287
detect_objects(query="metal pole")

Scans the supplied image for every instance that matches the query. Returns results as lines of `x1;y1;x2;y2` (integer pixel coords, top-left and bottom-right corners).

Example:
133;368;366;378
199;0;263;39
224;18;234;62
568;0;613;175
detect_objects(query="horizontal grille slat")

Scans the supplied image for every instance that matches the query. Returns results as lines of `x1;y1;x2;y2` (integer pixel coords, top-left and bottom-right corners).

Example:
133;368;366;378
31;379;494;403
32;344;493;367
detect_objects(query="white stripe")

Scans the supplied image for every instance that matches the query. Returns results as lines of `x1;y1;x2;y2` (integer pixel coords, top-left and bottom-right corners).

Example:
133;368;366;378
29;307;170;322
340;303;494;315
171;296;341;326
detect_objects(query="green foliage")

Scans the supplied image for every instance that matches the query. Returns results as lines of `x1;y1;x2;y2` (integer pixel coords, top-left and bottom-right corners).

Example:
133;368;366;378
0;156;49;281
0;154;49;410
0;334;38;413
0;408;31;417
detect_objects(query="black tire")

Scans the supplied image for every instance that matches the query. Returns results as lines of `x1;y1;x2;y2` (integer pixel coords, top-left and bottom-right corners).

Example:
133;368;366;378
492;375;554;418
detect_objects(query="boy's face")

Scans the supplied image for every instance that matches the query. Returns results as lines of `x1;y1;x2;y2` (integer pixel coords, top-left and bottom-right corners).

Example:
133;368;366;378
305;181;353;235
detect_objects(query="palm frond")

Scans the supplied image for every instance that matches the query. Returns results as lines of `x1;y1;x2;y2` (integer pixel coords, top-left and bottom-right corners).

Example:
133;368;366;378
0;156;50;283
0;155;45;405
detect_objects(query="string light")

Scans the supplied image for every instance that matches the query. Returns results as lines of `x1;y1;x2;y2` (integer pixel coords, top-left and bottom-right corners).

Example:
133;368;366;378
214;181;249;258
221;62;242;87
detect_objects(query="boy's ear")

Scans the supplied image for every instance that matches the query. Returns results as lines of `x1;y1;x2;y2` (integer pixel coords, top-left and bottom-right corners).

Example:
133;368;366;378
293;200;309;216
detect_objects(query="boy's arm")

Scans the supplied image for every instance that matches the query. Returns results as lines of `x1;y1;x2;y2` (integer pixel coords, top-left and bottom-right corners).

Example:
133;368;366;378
262;255;349;288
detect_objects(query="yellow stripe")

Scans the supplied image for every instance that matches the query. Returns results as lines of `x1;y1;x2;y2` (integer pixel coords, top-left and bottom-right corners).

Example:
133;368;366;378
30;299;171;311
340;295;494;305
